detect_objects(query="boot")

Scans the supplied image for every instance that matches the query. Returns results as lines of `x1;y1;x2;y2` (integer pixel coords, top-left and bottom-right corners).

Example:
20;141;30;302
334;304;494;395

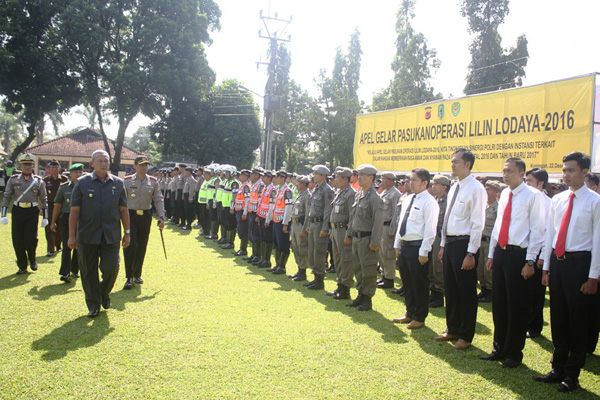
429;290;444;308
326;283;341;296
477;287;487;299
479;288;492;303
333;285;351;300
234;238;249;256
357;295;372;311
252;242;265;265
292;269;307;281
243;241;256;260
273;252;289;275
345;293;365;307
307;274;324;290
267;250;281;272
258;243;273;268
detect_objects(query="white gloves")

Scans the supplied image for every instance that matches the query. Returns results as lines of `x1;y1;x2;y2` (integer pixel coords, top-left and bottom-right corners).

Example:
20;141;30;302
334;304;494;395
41;219;49;228
0;217;8;225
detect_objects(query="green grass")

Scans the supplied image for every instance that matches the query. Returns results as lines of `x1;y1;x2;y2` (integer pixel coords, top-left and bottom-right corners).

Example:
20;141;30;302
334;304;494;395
0;214;599;399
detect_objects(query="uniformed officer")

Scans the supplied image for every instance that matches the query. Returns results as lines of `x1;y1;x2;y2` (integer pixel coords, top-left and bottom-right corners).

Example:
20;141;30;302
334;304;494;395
221;165;239;250
303;165;334;290
69;149;130;317
478;180;502;303
345;164;383;311
232;169;251;256
4;160;16;177
378;172;401;289
175;163;187;227
428;174;450;307
123;155;165;289
194;167;204;227
326;167;356;299
254;170;277;268
50;163;84;282
168;168;179;223
43;159;67;256
1;153;49;274
270;170;294;274
197;167;213;236
289;175;311;281
244;168;264;262
182;166;197;230
205;164;221;239
215;166;227;243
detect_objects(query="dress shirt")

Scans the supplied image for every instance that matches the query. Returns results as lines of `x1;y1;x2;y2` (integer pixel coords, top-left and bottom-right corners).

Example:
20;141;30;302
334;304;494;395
543;185;600;279
441;174;487;254
394;191;440;257
488;182;546;260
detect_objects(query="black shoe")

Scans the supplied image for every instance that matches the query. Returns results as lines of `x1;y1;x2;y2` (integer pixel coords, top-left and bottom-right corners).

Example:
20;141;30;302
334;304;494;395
333;287;350;300
557;377;579;393
326;288;339;296
272;267;286;275
526;331;541;339
293;272;307;282
258;260;271;269
60;275;72;283
325;266;335;273
391;287;405;296
307;279;324;290
346;294;364;307
88;309;99;318
46;251;54;257
479;352;503;361
479;293;492;303
16;269;27;275
222;243;234;249
533;370;564;383
124;279;134;290
502;358;521;369
216;237;226;244
251;257;264;265
134;277;143;284
266;265;278;272
477;288;487;299
30;263;38;271
357;296;372;311
233;249;247;256
72;273;80;278
429;298;444;308
102;297;111;310
377;278;394;289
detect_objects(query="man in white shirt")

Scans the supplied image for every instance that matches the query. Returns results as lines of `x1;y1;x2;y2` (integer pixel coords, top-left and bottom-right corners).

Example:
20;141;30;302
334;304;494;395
479;158;545;368
392;168;439;329
435;148;486;349
534;152;600;393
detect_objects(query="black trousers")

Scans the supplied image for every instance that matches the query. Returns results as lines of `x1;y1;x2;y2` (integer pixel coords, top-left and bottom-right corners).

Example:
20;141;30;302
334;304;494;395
199;203;210;233
175;189;184;224
248;212;260;242
235;210;248;239
273;222;290;254
222;207;236;231
45;202;61;253
11;206;39;270
491;245;530;362
58;213;79;276
444;238;478;343
123;211;152;279
527;258;546;335
549;251;594;379
398;245;430;322
184;193;195;227
78;239;120;311
258;217;273;243
208;200;218;235
165;190;172;219
194;195;200;223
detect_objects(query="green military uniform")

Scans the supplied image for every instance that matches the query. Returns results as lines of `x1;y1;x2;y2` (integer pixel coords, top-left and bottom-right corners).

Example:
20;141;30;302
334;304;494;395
429;183;448;307
378;175;401;286
53;165;82;279
289;176;311;281
478;195;497;301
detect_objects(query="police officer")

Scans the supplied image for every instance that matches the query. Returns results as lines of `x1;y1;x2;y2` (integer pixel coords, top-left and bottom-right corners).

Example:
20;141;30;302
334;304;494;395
69;150;130;317
168;167;180;224
428;174;450;307
205;164;221;239
232;169;252;256
43;159;67;256
345;164;383;311
378;172;402;289
51;163;84;282
255;170;277;268
327;167;356;299
175;163;187;227
194;167;204;227
303;165;334;290
221;165;239;250
197;167;212;236
123;155;165;289
270;170;294;274
478;180;502;303
244;168;265;262
289;175;311;281
1;153;49;274
182;166;197;230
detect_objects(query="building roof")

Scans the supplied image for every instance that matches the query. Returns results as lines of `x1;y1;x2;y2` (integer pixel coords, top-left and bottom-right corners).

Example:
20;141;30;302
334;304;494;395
25;128;143;160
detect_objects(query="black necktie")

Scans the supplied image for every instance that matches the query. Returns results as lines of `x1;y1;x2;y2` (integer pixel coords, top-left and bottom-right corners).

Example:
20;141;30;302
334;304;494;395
399;195;416;237
443;183;460;236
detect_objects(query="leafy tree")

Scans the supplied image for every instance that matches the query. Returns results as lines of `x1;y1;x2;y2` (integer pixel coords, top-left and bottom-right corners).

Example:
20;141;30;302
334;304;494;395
124;126;162;165
371;0;441;111
0;109;26;156
461;0;528;94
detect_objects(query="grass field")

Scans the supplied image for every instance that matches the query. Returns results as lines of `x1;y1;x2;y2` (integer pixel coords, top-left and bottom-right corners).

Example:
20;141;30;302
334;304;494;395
0;213;599;399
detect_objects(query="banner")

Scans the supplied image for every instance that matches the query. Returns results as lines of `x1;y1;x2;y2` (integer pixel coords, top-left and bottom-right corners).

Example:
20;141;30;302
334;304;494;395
354;74;596;174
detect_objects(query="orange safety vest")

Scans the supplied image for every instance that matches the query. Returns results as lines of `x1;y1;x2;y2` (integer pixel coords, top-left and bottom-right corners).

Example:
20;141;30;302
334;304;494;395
257;183;275;218
234;181;250;211
273;184;292;223
248;180;263;212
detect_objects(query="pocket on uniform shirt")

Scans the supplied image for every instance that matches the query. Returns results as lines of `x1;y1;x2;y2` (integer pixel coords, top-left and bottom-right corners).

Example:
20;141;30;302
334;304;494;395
453;201;468;218
408;208;423;223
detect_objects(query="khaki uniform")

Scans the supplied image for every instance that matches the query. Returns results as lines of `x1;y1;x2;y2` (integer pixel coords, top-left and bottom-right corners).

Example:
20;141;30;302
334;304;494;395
329;185;356;288
477;200;497;290
303;181;334;277
348;186;383;297
291;189;311;271
429;192;447;293
379;186;401;280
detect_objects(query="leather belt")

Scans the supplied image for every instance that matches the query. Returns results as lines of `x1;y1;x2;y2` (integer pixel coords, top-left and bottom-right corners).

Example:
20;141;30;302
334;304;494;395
14;202;38;208
330;222;347;229
350;231;371;238
499;244;524;251
129;209;150;216
292;217;305;224
310;216;323;223
482;235;490;241
400;240;422;247
445;235;470;243
383;221;391;226
555;250;591;261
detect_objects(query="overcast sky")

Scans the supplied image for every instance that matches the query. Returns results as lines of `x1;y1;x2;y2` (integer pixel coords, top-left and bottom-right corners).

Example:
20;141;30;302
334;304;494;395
65;0;600;138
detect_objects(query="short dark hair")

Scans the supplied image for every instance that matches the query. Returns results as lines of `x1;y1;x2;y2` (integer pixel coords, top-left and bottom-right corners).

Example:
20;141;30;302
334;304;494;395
563;152;591;170
453;148;475;170
526;167;549;188
412;167;431;186
505;157;526;172
586;173;600;187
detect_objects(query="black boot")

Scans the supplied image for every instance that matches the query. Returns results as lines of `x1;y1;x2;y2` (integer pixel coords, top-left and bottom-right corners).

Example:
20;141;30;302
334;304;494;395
273;252;289;275
234;238;248;256
307;274;324;290
357;295;372;311
292;269;307;281
252;242;265;265
326;283;341;296
345;293;365;307
429;290;444;308
267;250;280;272
333;285;351;300
258;243;273;268
244;241;257;261
479;288;492;303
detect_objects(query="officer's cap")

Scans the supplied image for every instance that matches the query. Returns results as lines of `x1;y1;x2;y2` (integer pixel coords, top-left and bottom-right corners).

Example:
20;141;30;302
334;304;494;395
276;170;288;178
48;159;60;167
240;169;251;177
485;180;503;192
185;166;194;172
312;164;330;176
432;174;451;187
296;175;310;184
356;164;378;175
263;170;274;178
19;153;35;164
335;167;353;178
252;167;265;176
380;171;397;180
6;160;13;167
135;156;150;165
69;163;84;172
178;163;187;169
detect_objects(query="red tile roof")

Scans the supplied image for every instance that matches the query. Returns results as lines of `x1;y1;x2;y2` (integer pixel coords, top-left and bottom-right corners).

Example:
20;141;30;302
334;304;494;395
26;128;142;160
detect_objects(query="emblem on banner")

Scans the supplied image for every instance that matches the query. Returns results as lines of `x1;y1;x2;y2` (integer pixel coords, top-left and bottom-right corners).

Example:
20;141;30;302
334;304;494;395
424;106;432;120
452;102;461;117
438;104;445;119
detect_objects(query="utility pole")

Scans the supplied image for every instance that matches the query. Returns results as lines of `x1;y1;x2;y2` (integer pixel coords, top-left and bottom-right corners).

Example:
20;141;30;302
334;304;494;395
257;9;291;169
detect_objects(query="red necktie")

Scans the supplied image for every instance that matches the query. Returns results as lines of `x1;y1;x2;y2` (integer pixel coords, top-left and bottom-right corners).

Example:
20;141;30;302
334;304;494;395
555;192;575;258
498;191;512;248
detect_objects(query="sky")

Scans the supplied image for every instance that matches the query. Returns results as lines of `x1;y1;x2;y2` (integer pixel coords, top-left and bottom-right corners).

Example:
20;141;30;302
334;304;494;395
64;0;600;139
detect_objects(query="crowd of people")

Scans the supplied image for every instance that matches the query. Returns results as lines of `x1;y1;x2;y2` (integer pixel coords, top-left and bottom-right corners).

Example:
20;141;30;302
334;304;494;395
1;148;599;393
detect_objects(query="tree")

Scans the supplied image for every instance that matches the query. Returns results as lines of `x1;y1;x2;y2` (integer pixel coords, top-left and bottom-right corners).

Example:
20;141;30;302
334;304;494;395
0;0;81;161
0;109;26;156
124;126;162;164
371;0;441;111
73;105;111;131
58;0;221;173
461;0;528;94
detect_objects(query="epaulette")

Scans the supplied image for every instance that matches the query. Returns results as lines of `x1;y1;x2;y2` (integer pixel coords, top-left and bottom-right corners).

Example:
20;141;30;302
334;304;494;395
149;175;158;181
124;175;134;179
59;181;69;186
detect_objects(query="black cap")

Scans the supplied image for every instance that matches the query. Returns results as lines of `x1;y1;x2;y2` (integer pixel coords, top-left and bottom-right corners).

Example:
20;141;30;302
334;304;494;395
48;159;60;166
135;156;150;165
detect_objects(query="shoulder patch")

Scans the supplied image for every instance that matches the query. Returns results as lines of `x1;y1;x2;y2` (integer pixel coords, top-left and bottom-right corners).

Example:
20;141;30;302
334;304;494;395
149;176;158;181
59;181;69;186
284;189;293;199
124;175;134;179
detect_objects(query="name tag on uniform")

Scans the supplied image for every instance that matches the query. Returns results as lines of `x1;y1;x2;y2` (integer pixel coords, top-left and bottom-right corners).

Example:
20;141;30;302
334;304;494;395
335;205;340;213
294;209;299;215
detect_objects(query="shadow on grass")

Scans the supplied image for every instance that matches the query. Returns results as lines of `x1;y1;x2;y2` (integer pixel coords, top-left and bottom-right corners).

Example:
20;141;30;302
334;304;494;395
28;282;80;301
0;272;30;292
31;313;114;361
111;286;161;311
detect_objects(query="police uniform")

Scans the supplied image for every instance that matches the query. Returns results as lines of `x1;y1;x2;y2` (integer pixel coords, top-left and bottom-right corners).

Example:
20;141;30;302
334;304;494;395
429;175;449;307
220;169;239;249
345;164;383;311
1;154;48;273
168;170;179;223
378;172;401;288
303;165;334;289
478;181;500;302
327;168;356;299
270;171;294;274
182;167;197;230
254;172;277;268
205;167;221;239
52;163;83;280
197;169;212;235
289;176;311;281
43;160;67;255
175;165;188;227
244;169;264;262
233;170;252;256
215;171;227;243
123;156;165;288
194;170;204;226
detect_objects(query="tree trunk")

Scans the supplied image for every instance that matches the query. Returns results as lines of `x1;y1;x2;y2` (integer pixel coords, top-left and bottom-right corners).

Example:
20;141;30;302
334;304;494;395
93;102;113;167
10;119;38;161
111;113;131;175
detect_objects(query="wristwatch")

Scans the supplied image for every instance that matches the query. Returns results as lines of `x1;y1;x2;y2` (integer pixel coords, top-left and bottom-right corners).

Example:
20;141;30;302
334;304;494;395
124;229;131;234
527;260;535;266
467;252;475;257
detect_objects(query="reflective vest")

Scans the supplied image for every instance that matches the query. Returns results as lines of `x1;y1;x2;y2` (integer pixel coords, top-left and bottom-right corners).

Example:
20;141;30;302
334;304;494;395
234;181;251;211
222;178;237;208
215;179;225;203
198;178;210;204
248;180;263;212
207;176;219;202
273;184;293;223
257;183;275;218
